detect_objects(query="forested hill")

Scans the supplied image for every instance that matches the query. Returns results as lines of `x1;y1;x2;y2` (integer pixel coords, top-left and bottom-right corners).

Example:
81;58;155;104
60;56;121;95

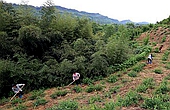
13;4;149;25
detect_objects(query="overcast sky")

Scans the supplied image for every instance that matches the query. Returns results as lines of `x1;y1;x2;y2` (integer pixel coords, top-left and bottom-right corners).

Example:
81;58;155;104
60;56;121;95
3;0;170;23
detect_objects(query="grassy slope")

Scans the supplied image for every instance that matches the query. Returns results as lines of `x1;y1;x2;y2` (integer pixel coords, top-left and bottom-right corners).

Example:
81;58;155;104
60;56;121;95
0;27;170;110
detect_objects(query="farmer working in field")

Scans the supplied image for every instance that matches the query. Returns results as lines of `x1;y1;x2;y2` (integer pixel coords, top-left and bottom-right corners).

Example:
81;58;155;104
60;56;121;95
147;53;153;64
12;83;25;98
73;72;80;85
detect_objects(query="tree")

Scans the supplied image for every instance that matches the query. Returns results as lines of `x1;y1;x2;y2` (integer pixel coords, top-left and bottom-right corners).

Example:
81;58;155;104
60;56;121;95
18;25;42;56
39;0;57;33
105;35;131;65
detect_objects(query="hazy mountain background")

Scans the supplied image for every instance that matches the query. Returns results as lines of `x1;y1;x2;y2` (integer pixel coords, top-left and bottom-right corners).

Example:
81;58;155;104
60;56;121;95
13;4;149;25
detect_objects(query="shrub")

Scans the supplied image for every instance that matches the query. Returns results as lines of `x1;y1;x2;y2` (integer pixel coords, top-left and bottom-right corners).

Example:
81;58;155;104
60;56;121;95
161;35;166;42
132;63;146;72
116;90;142;107
11;98;23;105
141;94;170;109
56;100;78;110
164;74;170;80
152;42;157;46
82;78;93;85
13;104;27;110
162;51;169;61
153;69;162;74
88;95;102;104
143;36;149;45
86;84;103;93
33;98;48;107
107;75;118;83
103;102;116;110
142;78;155;89
0;97;9;105
128;71;137;77
72;86;82;93
136;84;148;93
109;85;121;93
50;90;68;99
154;47;159;53
165;63;170;69
29;89;45;100
154;81;170;94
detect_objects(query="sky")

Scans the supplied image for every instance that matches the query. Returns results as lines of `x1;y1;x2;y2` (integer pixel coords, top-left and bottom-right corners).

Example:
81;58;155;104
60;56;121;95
3;0;170;23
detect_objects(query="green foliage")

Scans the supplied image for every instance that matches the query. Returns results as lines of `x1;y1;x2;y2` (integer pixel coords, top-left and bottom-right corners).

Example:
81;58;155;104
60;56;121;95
107;75;118;83
86;84;103;93
113;52;147;71
56;100;78;110
11;98;23;105
109;85;121;93
29;89;45;100
132;63;146;72
161;35;166;42
162;51;170;61
154;80;170;94
164;74;170;80
88;95;102;104
105;35;130;65
143;35;149;45
116;90;142;107
82;78;93;85
165;63;170;69
13;104;27;110
0;97;9;105
152;42;157;46
154;47;160;53
128;71;137;77
33;98;48;107
103;102;116;110
136;78;155;93
141;94;170;110
72;86;82;93
50;90;68;99
153;68;163;74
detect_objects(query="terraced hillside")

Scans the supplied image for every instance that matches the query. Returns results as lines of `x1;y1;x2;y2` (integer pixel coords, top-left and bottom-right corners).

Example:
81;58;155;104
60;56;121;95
0;27;170;110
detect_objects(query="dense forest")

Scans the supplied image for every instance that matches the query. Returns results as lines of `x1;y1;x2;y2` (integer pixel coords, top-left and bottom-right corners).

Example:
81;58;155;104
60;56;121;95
0;0;159;99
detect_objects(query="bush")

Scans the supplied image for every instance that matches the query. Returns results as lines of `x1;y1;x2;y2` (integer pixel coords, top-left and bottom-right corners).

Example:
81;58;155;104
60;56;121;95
33;98;48;107
154;81;170;94
86;84;103;93
50;90;68;99
103;102;116;110
82;78;93;85
72;86;82;93
11;98;23;105
117;90;142;107
128;71;137;77
107;75;118;83
162;51;169;61
88;95;102;104
56;100;78;110
109;85;121;93
29;89;45;100
165;63;170;69
136;85;148;93
141;94;170;109
153;69;162;74
132;63;146;72
154;47;159;53
13;104;27;110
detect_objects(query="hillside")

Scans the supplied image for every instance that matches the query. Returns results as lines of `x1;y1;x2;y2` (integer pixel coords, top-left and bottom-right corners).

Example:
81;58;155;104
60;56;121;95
0;27;169;110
